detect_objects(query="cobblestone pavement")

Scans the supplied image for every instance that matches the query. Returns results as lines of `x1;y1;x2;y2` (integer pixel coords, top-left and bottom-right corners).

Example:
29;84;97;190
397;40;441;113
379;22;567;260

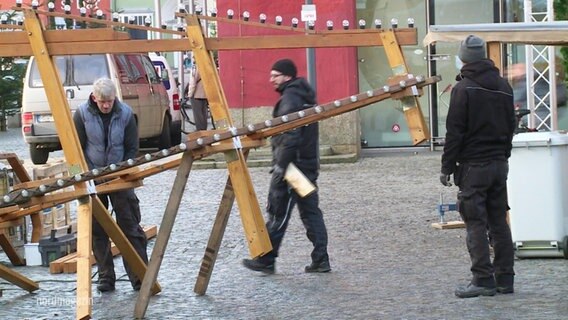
1;128;568;320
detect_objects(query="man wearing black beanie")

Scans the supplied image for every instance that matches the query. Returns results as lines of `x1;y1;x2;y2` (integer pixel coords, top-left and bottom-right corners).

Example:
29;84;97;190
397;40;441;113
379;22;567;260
242;58;331;274
440;35;516;298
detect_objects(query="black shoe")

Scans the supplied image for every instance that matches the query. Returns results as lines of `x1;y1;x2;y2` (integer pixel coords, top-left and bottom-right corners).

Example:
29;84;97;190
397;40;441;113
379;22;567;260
496;286;514;294
455;283;496;298
305;260;331;273
132;280;142;291
496;275;514;294
97;280;115;293
242;259;275;274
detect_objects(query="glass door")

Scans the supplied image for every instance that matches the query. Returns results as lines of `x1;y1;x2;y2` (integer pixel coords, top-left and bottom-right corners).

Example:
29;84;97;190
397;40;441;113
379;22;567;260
356;0;497;148
357;0;428;148
429;0;497;141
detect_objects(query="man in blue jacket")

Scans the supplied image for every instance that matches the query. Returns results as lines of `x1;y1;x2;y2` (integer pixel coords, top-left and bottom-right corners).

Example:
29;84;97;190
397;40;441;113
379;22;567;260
440;35;516;298
73;78;148;292
243;59;330;274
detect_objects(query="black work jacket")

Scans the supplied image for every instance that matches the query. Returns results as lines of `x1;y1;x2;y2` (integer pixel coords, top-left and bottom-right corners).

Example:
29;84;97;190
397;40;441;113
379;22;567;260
441;59;516;175
271;77;319;172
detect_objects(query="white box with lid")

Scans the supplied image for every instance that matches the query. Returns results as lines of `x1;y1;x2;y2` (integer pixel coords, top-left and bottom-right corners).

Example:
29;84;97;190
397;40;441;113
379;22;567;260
508;131;568;258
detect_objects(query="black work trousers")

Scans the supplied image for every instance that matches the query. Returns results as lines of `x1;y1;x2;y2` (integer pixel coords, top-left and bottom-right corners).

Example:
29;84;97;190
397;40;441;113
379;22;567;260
191;98;209;131
261;167;329;264
92;188;148;288
456;160;515;288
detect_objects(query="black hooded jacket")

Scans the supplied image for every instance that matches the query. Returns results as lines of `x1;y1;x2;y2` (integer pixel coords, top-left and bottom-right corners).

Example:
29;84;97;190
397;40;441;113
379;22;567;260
441;59;516;175
271;77;319;171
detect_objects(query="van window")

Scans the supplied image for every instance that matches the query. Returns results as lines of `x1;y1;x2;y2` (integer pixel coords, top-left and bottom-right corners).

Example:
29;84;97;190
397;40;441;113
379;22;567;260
152;60;171;90
72;55;109;85
113;54;132;84
29;55;109;88
126;55;147;84
141;56;161;84
29;56;66;87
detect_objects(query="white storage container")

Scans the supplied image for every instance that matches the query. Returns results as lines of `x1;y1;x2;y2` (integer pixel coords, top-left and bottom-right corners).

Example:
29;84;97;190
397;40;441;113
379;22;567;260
508;131;568;258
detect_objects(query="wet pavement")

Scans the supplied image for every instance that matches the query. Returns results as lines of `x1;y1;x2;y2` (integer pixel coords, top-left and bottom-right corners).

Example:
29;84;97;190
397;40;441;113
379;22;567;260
1;128;568;320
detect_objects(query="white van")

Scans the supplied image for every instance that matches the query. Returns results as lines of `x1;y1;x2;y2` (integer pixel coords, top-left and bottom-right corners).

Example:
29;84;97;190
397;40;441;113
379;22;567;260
21;53;177;164
149;52;182;145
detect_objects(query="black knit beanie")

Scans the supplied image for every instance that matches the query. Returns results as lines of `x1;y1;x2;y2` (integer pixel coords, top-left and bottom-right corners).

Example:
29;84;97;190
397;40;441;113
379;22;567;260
271;59;297;78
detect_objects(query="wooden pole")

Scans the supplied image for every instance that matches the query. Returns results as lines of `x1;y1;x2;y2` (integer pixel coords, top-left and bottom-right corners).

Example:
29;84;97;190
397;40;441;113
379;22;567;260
185;14;272;258
21;9;93;318
380;31;430;145
133;152;194;319
193;149;251;295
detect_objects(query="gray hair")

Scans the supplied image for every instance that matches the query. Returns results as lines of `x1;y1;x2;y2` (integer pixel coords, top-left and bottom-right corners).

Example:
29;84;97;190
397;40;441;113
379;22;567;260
93;78;117;100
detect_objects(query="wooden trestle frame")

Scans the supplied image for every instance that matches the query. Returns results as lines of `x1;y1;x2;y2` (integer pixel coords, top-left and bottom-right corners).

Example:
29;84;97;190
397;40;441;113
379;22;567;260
0;7;438;319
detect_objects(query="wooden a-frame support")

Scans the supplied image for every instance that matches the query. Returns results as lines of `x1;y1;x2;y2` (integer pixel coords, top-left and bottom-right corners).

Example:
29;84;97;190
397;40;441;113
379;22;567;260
0;8;431;320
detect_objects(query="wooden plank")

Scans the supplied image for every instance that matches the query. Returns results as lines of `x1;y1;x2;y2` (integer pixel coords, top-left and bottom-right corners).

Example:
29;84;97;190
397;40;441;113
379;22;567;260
0;153;30;182
194;173;238;295
134;153;193;319
185;14;272;259
0;29;418;57
0;28;130;45
380;31;430;145
0;180;142;223
0;263;39;293
0;232;25;266
431;221;465;229
487;42;502;73
22;9;93;318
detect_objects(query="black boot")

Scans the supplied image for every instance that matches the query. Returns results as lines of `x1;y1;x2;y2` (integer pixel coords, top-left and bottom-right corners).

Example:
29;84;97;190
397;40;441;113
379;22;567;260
305;260;331;273
454;283;496;298
496;275;514;294
242;258;275;274
97;278;115;292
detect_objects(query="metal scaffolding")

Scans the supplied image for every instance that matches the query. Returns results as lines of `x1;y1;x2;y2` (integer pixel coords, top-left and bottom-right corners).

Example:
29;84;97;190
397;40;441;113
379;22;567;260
525;0;557;131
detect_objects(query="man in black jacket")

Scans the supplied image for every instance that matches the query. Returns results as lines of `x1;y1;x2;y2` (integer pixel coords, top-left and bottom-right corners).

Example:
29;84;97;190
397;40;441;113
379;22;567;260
242;59;330;274
440;35;516;298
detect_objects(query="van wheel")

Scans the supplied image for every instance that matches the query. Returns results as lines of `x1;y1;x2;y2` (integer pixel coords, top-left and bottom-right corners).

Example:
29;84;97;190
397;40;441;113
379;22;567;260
158;117;172;149
30;144;49;165
170;121;182;145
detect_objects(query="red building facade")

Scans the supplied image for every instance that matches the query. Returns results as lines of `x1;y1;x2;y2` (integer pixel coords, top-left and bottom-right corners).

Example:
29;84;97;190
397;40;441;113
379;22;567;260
216;0;358;109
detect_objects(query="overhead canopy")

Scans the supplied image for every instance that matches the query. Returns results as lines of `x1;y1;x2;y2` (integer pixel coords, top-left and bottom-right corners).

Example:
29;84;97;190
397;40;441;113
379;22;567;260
423;21;568;46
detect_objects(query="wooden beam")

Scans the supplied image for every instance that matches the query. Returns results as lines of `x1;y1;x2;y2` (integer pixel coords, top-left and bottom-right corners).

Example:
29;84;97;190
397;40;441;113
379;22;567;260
22;10;93;318
186;14;272;258
0;263;39;293
380;31;430;145
487;42;503;73
0;30;417;57
134;152;193;319
0;180;143;223
0;232;25;266
193;171;238;295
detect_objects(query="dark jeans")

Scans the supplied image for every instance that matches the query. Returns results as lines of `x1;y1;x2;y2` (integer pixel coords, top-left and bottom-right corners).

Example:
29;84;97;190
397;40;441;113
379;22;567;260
92;188;148;287
191;98;209;131
455;160;515;288
261;168;329;264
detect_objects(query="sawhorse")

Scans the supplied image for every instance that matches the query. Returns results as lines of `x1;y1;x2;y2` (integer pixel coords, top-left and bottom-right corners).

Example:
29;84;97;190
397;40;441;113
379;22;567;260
431;193;464;229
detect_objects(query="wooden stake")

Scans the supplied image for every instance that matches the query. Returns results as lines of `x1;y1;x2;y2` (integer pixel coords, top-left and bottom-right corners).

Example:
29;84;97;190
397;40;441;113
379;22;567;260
185;14;272;258
0;263;38;293
134;152;194;319
380;31;430;145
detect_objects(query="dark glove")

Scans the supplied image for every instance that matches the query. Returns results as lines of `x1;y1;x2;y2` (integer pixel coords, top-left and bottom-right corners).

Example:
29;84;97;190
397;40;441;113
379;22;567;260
271;165;285;182
439;173;452;187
